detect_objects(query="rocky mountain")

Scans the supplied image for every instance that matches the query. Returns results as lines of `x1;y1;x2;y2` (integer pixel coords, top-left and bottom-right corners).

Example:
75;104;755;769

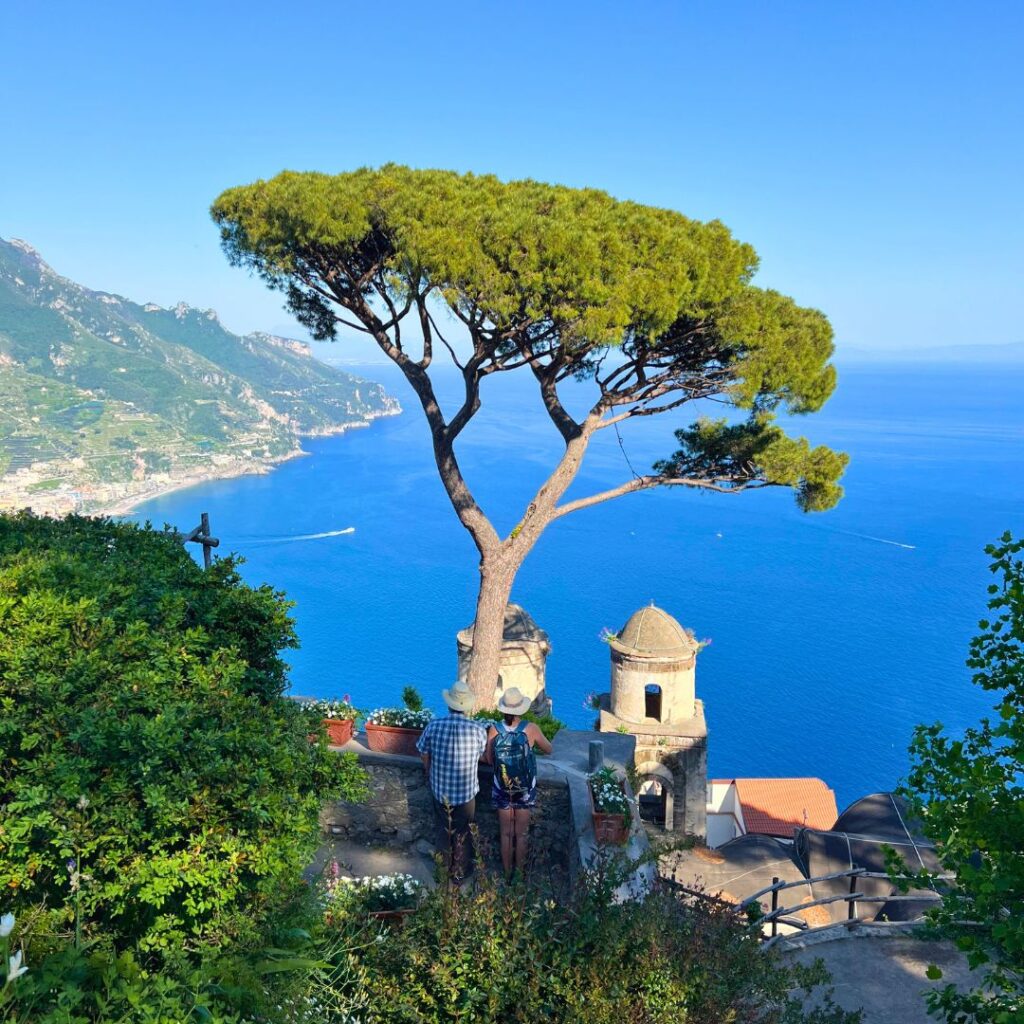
0;237;399;515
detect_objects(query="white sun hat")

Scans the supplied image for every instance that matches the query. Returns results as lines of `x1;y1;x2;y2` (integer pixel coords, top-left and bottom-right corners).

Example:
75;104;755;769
442;679;476;712
496;687;531;716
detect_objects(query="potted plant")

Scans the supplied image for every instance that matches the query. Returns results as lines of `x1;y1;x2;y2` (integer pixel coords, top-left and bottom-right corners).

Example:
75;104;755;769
301;696;359;746
322;866;423;928
364;686;433;757
589;765;631;845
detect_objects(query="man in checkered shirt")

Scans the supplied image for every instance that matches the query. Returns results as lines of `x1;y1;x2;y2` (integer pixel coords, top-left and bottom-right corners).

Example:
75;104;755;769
417;680;487;882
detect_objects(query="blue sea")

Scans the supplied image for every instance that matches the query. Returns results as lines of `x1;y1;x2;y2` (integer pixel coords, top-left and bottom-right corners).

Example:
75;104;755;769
133;362;1024;810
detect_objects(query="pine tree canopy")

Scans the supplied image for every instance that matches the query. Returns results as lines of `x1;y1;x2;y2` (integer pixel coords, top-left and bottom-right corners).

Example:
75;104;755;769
212;165;846;512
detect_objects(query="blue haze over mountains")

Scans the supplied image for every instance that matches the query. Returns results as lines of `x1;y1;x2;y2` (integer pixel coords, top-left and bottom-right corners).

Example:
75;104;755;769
133;356;1024;810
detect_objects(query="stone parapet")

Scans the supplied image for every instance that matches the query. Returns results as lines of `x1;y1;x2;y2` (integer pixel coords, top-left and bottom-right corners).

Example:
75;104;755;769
322;730;653;898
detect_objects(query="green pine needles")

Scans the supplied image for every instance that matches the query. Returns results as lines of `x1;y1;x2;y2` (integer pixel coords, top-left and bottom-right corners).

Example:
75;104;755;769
212;165;848;703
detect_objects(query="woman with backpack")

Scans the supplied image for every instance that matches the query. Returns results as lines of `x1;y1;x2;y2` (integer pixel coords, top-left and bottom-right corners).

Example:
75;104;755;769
485;687;554;878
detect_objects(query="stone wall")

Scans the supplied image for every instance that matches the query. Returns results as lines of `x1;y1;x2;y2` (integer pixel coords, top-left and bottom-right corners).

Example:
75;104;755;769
322;755;433;849
633;731;708;836
320;730;654;901
320;744;573;887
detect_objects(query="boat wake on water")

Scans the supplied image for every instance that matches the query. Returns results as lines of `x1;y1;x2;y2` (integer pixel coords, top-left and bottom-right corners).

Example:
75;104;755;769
243;527;356;545
803;522;916;550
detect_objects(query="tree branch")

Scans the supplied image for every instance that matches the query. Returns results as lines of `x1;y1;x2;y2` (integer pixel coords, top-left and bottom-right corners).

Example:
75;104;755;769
426;308;464;369
551;474;773;519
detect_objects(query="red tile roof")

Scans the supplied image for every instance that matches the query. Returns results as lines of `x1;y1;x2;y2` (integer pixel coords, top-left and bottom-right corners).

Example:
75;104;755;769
729;778;838;837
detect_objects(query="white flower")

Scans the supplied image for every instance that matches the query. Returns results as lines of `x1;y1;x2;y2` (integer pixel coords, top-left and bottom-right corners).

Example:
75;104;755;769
0;913;13;938
7;950;27;981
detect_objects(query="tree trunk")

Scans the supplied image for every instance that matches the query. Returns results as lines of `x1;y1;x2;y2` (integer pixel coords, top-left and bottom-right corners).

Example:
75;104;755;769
464;559;516;708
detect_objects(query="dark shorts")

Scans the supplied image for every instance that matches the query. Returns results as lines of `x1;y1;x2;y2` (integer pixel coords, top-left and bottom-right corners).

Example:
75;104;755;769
491;776;537;811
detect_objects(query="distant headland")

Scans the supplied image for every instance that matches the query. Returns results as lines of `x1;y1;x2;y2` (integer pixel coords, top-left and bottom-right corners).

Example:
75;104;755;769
0;236;400;517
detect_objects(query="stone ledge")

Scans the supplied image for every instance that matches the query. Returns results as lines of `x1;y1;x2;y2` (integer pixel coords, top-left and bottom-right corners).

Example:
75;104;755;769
328;732;422;766
331;731;576;788
599;699;707;739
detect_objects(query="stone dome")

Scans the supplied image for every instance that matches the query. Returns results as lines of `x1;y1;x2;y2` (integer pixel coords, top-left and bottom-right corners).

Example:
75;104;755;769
457;603;550;648
609;604;697;659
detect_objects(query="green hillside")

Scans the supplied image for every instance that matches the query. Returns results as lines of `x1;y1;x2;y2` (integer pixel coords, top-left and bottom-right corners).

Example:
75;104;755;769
0;237;398;512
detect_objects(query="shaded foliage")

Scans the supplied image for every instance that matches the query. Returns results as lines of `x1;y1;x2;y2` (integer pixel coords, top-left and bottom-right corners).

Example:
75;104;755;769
295;861;859;1024
0;512;366;1021
900;532;1024;1022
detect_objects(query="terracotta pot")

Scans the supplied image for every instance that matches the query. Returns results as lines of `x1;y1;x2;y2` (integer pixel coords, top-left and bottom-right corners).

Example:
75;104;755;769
591;781;630;845
364;722;424;757
322;717;354;746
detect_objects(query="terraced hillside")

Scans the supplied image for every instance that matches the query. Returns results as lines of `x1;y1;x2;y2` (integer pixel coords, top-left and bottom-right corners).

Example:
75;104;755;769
0;237;398;513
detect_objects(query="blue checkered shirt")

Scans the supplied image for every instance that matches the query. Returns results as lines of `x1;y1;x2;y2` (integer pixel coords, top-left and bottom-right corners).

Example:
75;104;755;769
416;712;487;806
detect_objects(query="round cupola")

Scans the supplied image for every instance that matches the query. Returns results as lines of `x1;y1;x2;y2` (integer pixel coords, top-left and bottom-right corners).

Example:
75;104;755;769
609;603;698;724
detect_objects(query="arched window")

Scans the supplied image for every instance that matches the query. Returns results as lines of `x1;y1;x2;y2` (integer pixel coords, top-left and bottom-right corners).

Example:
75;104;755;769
645;682;662;721
636;764;676;831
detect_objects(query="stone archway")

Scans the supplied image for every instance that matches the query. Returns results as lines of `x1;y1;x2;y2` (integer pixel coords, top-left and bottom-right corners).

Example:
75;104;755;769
635;761;675;832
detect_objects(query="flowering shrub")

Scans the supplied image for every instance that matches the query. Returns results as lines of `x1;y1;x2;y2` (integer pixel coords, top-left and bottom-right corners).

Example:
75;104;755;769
365;685;432;728
366;707;433;728
301;695;359;719
2;910;27;990
589;766;631;823
322;864;423;917
598;627;618;644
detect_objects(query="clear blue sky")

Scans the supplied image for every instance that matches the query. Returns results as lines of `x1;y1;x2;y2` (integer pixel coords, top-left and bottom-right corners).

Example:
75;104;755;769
3;1;1021;355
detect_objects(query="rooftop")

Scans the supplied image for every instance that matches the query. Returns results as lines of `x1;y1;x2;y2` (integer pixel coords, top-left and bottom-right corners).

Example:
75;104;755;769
716;777;839;837
610;603;697;659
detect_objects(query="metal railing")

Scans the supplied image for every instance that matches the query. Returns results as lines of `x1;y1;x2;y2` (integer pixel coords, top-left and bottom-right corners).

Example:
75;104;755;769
664;866;946;947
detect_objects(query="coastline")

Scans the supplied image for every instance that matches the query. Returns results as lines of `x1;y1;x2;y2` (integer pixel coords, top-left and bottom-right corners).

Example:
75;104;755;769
98;446;311;519
101;408;400;519
3;407;401;521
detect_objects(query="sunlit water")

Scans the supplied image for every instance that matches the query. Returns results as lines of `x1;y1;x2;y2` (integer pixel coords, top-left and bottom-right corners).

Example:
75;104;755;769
133;363;1024;809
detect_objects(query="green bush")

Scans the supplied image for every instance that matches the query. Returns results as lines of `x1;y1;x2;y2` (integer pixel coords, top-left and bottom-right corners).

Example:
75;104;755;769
473;708;565;742
291;863;858;1024
0;512;366;1013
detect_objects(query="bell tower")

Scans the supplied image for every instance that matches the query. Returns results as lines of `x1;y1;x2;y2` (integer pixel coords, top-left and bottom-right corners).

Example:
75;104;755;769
598;603;708;836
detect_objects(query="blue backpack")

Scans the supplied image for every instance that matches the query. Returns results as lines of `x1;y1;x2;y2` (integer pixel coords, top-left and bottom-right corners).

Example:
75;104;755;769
493;720;536;794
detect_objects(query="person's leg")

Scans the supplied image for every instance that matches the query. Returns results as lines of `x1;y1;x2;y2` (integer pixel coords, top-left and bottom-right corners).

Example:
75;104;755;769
433;797;457;876
513;807;531;871
450;797;476;881
497;807;514;875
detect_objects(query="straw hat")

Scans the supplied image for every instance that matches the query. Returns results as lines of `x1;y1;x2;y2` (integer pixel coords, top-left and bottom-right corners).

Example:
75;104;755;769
496;687;531;716
442;680;476;713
